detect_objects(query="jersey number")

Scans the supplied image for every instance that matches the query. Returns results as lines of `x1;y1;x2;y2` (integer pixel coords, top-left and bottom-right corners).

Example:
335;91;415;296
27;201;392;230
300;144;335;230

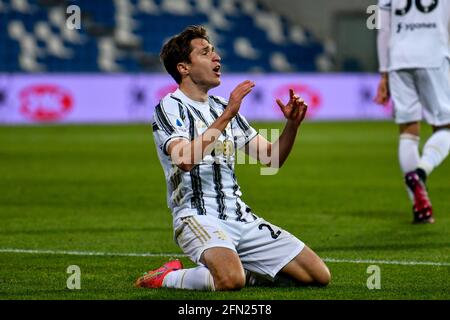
258;223;281;239
395;0;438;16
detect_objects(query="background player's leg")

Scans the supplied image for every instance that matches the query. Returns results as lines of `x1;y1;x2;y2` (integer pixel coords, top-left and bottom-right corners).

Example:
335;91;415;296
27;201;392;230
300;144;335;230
399;123;420;174
399;122;421;201
280;246;330;286
418;125;450;176
415;60;450;179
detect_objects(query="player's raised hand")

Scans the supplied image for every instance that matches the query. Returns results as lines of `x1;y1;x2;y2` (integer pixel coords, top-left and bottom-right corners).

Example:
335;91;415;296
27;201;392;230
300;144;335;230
276;89;308;126
226;80;255;117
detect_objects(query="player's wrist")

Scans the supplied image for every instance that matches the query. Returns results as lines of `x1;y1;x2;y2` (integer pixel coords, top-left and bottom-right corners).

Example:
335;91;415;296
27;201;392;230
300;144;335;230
287;118;301;129
221;108;237;121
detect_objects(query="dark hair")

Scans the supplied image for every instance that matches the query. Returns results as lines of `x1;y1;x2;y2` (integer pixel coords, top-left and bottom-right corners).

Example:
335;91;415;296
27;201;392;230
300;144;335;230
160;25;210;84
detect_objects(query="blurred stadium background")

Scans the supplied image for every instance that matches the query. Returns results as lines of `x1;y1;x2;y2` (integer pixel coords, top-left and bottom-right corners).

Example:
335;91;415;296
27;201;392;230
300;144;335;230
1;0;449;300
0;0;376;73
0;0;391;125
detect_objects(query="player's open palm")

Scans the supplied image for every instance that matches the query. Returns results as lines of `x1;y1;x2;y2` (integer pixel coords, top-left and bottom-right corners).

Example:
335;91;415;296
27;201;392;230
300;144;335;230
227;80;255;117
276;89;308;126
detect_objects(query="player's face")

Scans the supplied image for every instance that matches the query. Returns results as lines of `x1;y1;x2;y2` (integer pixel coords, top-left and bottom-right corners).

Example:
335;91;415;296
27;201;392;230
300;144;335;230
186;38;221;89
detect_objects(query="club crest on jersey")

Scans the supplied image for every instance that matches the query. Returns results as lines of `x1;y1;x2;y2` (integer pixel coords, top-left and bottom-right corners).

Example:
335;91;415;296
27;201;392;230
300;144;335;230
176;119;183;127
214;139;235;158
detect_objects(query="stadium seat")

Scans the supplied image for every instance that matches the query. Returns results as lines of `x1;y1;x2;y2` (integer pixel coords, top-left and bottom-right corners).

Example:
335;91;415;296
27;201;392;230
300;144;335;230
0;0;330;72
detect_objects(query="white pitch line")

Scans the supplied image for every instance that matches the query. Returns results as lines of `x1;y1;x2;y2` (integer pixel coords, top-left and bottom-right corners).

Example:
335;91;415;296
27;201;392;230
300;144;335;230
0;248;186;258
322;258;450;267
0;248;449;267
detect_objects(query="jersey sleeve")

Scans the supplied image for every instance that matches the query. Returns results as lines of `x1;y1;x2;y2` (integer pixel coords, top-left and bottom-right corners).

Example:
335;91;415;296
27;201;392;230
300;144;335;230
377;5;391;72
233;112;258;150
152;98;190;156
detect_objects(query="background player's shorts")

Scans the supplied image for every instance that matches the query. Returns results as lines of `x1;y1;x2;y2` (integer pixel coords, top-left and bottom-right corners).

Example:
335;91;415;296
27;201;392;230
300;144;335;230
173;215;305;280
389;58;450;126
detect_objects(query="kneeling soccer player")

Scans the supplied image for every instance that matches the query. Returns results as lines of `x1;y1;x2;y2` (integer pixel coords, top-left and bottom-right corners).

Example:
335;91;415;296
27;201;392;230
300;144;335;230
136;25;330;291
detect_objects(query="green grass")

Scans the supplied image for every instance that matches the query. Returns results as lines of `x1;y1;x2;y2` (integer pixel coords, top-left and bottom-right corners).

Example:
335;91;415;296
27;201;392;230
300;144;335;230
0;122;449;300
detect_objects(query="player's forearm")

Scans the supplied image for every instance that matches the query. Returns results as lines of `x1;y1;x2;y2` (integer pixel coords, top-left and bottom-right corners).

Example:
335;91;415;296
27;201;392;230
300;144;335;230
176;111;233;171
269;120;300;168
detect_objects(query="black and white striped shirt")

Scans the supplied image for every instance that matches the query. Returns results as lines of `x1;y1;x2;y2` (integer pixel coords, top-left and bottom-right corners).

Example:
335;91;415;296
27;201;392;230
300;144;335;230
153;88;258;222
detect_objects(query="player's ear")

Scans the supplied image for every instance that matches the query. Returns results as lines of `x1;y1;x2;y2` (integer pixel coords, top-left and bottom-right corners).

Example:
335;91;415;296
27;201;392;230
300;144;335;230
177;62;190;78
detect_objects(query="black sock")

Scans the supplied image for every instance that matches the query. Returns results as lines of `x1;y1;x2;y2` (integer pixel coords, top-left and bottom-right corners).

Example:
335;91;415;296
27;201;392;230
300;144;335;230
416;168;427;183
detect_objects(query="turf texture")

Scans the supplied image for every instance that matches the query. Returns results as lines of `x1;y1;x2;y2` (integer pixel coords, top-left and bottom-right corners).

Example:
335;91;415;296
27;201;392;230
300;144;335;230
0;122;449;300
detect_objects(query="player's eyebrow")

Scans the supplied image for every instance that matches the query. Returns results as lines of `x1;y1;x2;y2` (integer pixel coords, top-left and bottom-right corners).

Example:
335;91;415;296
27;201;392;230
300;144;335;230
200;44;214;53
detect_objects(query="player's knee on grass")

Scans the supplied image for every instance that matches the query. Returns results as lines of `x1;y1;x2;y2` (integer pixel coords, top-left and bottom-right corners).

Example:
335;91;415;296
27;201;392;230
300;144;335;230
303;257;331;287
297;265;331;287
282;246;331;287
314;264;331;287
201;247;246;291
278;264;330;287
213;270;246;291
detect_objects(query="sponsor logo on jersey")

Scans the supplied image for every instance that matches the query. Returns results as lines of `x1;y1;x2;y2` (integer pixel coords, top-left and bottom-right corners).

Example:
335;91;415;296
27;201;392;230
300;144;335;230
397;22;437;33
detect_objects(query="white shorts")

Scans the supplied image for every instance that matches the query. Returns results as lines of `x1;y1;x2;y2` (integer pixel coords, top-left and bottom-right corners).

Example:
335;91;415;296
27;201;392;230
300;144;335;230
389;58;450;126
173;215;305;280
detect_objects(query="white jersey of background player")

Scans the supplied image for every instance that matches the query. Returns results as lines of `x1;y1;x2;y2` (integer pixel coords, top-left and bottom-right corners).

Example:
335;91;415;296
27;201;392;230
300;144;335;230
378;0;450;71
375;0;450;224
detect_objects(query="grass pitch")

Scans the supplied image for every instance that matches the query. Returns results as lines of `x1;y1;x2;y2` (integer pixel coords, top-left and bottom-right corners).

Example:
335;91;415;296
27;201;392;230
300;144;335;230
0;121;449;300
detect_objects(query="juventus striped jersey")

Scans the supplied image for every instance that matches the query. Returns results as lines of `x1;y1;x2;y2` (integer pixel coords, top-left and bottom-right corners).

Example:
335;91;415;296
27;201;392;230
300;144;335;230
152;88;258;222
378;0;450;70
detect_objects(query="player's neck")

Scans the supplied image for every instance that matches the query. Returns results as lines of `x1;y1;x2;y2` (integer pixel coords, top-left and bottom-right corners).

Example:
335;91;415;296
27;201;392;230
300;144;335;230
179;82;209;103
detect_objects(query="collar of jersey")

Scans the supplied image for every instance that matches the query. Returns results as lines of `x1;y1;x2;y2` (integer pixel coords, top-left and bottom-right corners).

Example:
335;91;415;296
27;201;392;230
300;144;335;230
173;88;210;110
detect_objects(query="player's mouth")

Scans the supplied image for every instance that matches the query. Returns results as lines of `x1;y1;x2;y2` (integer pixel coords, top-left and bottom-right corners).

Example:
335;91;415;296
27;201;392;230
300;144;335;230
213;65;221;77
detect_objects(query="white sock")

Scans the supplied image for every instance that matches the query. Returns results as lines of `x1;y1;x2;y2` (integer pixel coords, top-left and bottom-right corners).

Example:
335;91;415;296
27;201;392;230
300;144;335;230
399;133;420;202
418;129;450;176
162;266;215;291
399;133;420;173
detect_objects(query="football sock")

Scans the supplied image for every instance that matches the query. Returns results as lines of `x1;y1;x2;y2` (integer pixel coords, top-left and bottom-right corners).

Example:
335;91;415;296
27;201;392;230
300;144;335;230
399;133;420;202
417;129;450;176
162;266;215;291
399;133;420;173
